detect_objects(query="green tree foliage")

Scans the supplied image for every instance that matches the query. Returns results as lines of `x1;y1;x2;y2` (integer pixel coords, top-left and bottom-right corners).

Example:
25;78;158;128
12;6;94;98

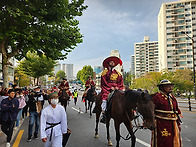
55;70;66;85
0;0;87;87
18;51;56;85
14;67;30;87
76;66;94;83
130;69;194;94
123;72;133;86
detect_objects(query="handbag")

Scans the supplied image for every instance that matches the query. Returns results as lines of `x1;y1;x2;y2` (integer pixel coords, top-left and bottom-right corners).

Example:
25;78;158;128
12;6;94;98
62;129;71;147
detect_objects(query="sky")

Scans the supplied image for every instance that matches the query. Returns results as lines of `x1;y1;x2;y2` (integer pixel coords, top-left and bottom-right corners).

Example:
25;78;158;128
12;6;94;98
59;0;178;76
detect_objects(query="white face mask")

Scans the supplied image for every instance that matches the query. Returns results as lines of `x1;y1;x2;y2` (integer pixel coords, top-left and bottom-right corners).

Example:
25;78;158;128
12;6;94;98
20;95;23;97
16;95;20;98
51;99;59;105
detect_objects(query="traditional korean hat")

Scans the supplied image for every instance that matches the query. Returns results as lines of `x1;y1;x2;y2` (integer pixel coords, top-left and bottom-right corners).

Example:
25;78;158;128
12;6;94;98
157;79;174;86
49;92;58;99
103;56;122;68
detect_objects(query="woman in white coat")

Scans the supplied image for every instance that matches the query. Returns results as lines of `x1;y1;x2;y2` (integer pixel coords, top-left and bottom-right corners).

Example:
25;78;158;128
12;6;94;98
40;92;67;147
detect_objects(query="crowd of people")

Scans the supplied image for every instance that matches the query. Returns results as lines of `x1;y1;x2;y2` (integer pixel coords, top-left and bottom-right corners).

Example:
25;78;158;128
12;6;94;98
0;85;70;147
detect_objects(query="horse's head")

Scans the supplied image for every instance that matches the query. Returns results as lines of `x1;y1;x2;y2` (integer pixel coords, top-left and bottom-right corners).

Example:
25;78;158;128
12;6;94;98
137;92;155;130
86;85;96;100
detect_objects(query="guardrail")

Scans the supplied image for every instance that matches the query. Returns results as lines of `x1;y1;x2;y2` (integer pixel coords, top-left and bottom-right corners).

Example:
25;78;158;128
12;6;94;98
177;97;196;111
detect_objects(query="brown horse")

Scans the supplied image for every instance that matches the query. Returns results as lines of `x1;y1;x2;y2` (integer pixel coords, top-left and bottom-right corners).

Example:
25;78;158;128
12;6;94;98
59;89;70;110
94;89;155;147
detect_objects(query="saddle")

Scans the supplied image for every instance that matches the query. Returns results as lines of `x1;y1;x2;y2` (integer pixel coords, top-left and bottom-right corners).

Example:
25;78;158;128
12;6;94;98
106;90;117;116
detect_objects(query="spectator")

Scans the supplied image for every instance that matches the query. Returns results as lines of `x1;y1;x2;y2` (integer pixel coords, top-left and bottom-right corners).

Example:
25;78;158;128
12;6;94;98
0;89;19;147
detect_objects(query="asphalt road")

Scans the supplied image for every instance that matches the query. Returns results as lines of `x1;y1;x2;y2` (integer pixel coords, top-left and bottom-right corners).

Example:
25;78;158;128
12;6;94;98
0;93;196;147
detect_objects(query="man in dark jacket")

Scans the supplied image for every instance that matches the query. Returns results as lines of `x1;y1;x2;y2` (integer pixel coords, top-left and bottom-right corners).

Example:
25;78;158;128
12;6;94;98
0;89;19;147
27;86;42;142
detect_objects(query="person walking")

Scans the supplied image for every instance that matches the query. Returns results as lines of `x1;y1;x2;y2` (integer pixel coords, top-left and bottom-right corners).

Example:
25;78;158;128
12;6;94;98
40;92;67;147
15;90;26;128
27;86;42;142
0;89;19;147
151;79;182;147
73;89;78;105
100;56;123;124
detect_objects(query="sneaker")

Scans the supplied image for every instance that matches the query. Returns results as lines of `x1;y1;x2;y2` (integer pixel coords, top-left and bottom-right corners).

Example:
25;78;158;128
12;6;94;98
34;134;38;139
27;136;32;142
6;142;10;147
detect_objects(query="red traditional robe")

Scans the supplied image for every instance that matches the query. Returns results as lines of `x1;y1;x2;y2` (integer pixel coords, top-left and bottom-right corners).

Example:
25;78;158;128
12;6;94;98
101;69;123;100
58;81;72;96
85;80;95;90
151;91;182;147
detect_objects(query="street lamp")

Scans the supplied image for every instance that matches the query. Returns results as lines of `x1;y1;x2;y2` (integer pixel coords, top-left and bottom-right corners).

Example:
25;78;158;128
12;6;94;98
181;31;196;99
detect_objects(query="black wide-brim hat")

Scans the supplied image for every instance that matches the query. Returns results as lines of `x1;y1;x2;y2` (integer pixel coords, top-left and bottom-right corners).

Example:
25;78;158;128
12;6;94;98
157;79;174;86
103;56;122;68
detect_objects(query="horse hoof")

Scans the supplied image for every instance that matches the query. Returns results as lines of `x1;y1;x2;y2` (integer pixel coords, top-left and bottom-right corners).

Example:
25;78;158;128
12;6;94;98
90;116;92;118
108;140;113;146
94;134;99;138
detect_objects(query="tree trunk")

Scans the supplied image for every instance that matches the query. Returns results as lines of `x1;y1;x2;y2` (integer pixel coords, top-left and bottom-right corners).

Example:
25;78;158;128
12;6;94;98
37;77;39;86
2;63;9;88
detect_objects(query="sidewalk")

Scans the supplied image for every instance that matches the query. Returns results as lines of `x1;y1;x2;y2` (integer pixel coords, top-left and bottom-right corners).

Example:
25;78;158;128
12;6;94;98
0;117;26;147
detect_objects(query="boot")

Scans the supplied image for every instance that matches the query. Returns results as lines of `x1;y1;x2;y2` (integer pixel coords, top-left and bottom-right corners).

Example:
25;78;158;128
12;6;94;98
100;111;106;124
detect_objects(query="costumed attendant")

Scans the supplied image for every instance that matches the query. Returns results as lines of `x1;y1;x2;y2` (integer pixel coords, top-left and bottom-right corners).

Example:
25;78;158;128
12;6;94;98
151;79;182;147
100;56;123;124
40;92;67;147
82;76;95;100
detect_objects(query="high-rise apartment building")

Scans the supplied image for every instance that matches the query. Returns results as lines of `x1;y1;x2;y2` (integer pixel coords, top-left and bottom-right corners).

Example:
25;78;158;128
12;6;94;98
62;64;73;80
130;55;135;75
158;0;196;71
134;36;159;78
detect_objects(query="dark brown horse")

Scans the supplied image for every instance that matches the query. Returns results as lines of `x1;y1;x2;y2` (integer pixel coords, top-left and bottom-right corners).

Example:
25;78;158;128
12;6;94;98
94;89;155;147
59;89;70;110
85;85;96;118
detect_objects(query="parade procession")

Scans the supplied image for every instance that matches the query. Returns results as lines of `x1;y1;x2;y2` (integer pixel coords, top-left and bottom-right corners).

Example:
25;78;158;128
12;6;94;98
1;0;196;147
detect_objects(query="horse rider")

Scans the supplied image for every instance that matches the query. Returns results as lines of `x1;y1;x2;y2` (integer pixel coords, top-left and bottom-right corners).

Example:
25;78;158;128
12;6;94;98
151;79;182;147
100;56;123;124
58;78;72;98
40;92;67;147
82;76;95;100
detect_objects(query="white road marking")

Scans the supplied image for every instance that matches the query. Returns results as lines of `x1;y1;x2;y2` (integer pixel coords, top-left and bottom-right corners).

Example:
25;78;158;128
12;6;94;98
72;107;84;114
185;137;191;142
136;138;151;147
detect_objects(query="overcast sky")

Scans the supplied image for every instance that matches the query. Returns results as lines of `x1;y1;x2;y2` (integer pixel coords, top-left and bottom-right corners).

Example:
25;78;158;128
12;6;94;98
60;0;177;76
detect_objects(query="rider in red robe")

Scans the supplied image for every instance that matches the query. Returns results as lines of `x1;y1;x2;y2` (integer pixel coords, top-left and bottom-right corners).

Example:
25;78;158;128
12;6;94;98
100;56;123;123
82;76;95;99
58;78;72;97
151;79;182;147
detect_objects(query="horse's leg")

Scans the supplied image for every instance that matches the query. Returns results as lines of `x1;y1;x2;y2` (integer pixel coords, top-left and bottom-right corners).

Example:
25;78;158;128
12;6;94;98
106;118;113;146
88;100;90;110
89;101;93;118
95;106;101;138
85;99;87;113
114;121;121;147
124;120;136;147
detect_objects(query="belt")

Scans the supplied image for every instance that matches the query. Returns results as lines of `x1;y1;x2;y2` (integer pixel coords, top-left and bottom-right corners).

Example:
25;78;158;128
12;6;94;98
45;122;61;141
154;109;178;120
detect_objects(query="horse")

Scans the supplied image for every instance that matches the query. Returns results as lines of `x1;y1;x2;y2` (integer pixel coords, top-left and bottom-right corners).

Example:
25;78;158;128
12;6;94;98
84;84;96;118
94;89;155;147
59;89;70;110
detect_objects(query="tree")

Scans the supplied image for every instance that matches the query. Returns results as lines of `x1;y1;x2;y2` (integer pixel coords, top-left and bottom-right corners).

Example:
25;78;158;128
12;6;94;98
18;51;56;85
76;66;94;83
55;70;66;85
14;67;31;87
0;0;87;87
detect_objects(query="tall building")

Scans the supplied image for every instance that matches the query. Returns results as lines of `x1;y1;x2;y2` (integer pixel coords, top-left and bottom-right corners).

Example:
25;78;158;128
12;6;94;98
62;64;73;80
158;0;196;71
130;55;135;75
134;36;159;78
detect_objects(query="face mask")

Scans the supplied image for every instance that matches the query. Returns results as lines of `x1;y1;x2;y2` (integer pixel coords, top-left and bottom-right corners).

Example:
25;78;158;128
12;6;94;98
36;91;40;93
20;95;23;97
16;95;20;98
51;99;59;105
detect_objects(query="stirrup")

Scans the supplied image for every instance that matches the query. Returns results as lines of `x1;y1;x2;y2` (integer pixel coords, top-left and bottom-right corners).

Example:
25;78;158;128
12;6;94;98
100;113;106;124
